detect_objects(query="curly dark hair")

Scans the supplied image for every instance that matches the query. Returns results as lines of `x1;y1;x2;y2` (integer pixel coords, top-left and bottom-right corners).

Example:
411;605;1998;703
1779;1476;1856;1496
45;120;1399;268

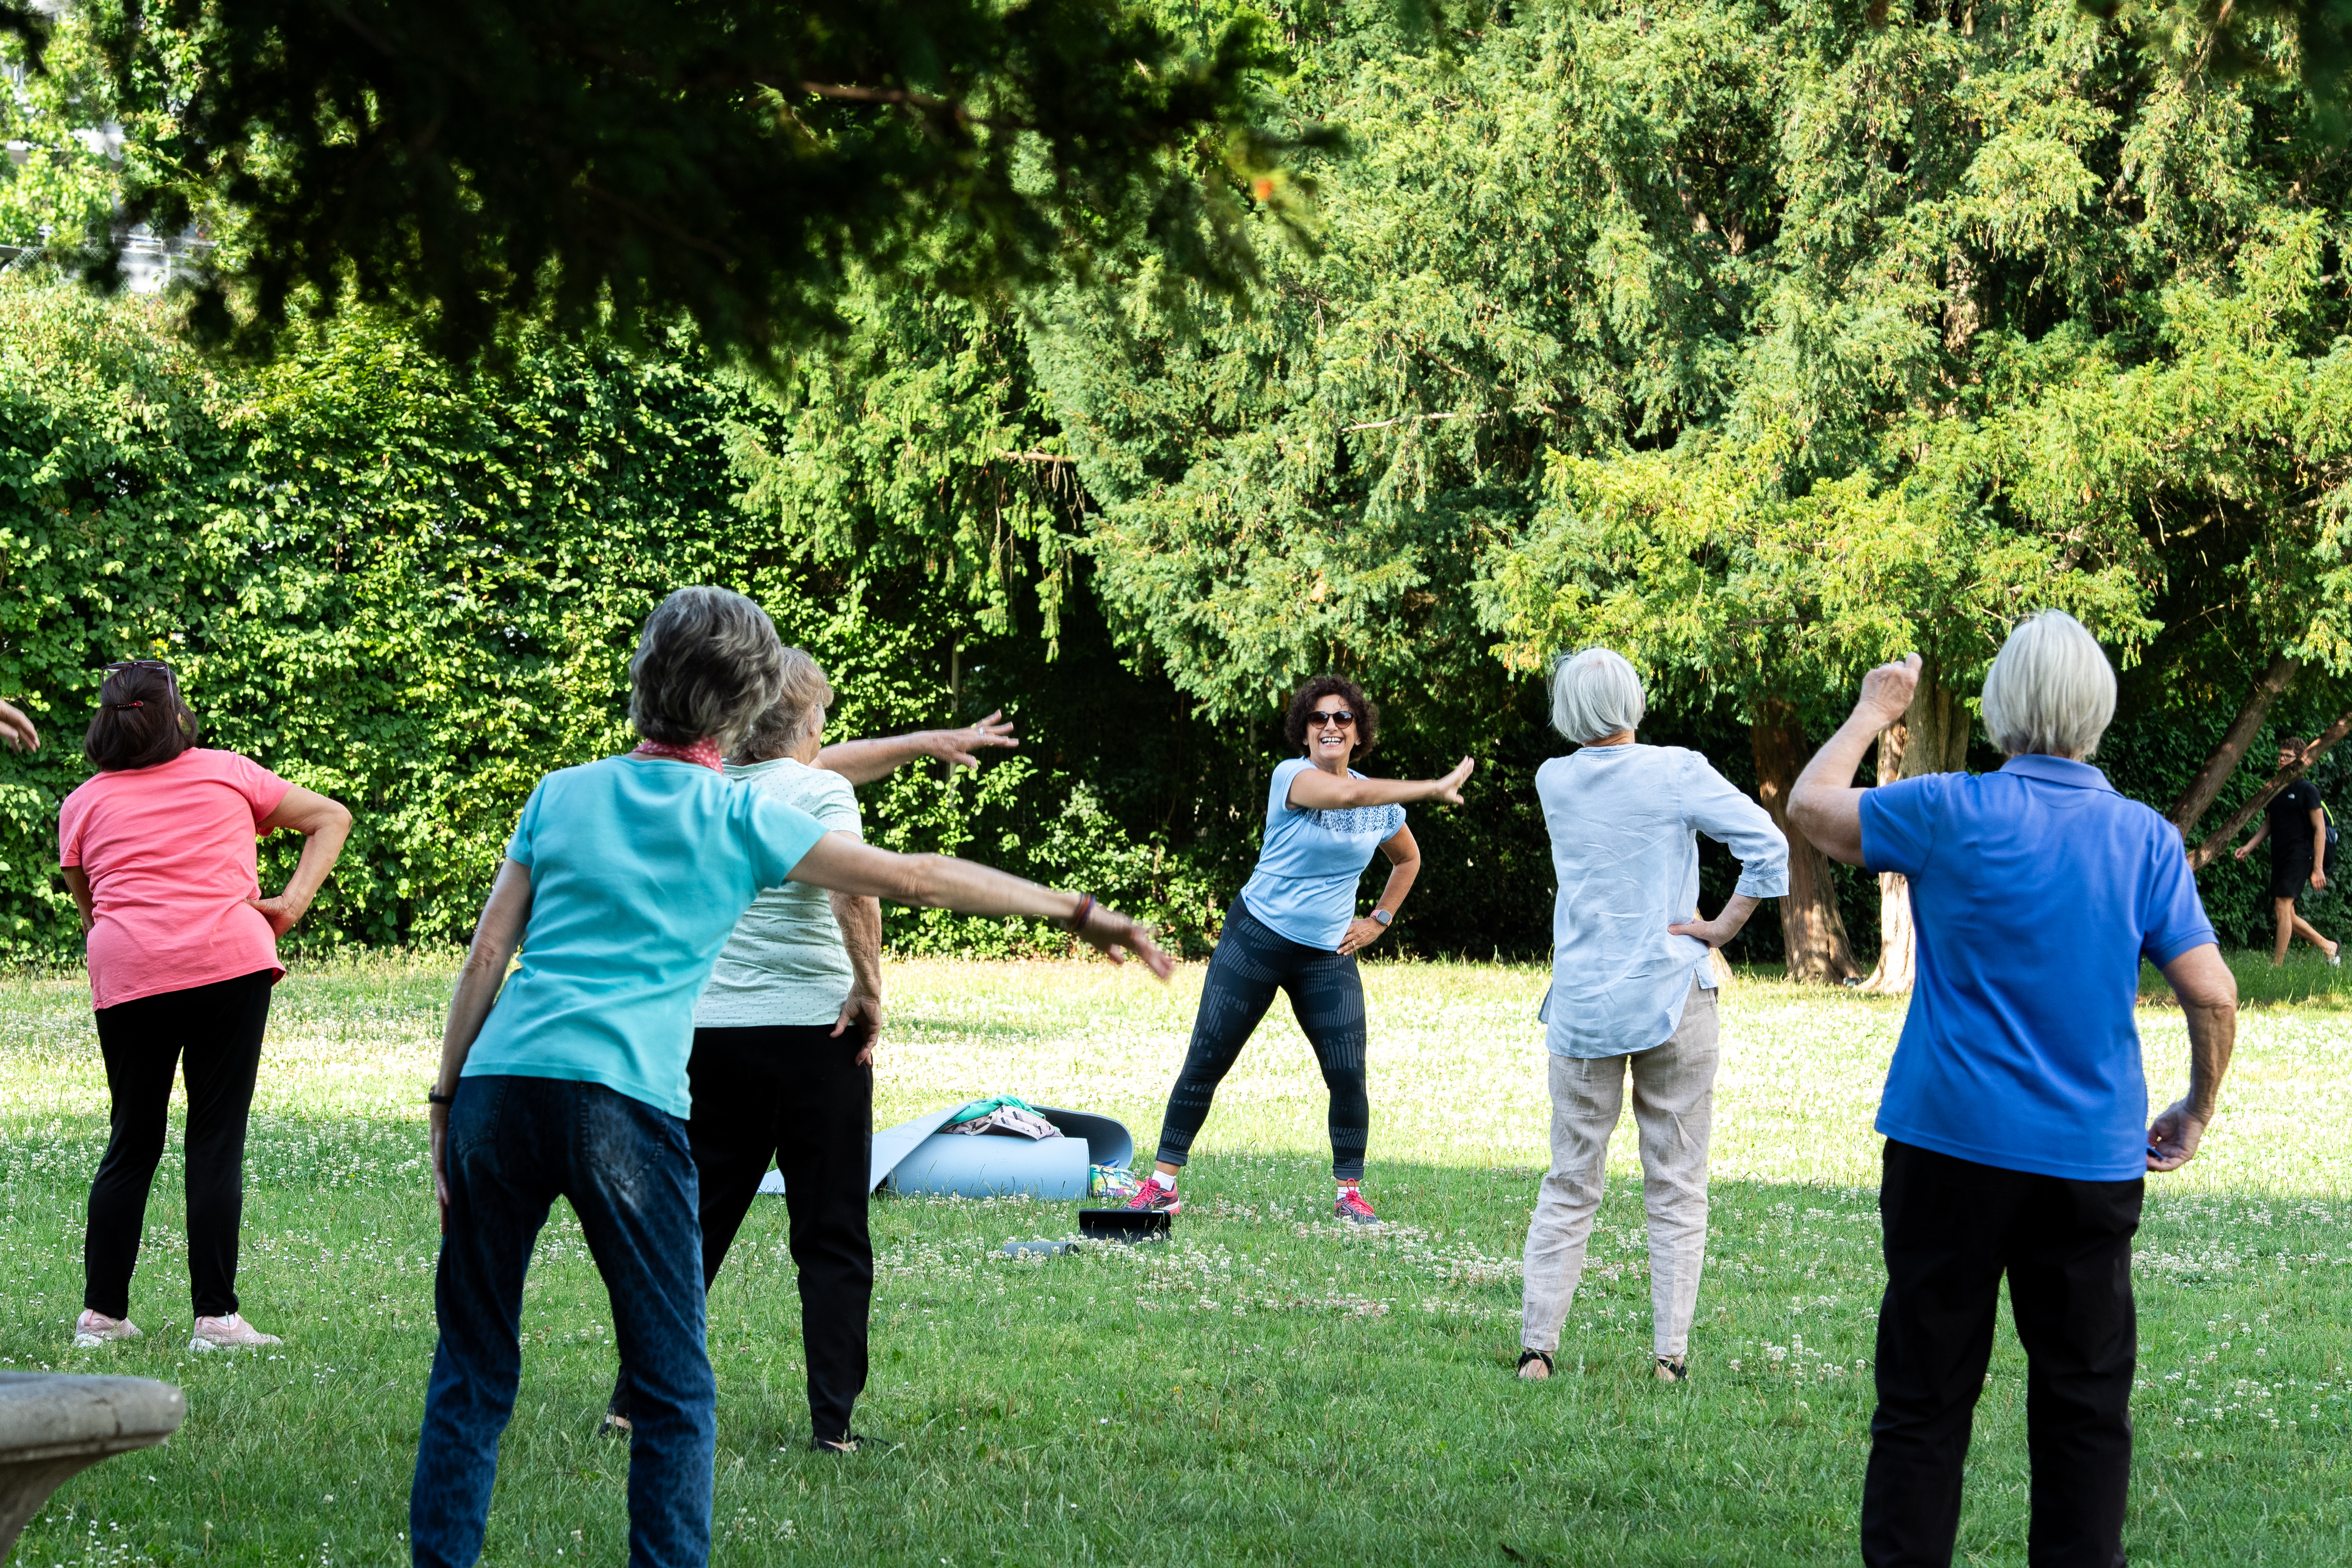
85;661;201;772
1283;675;1378;759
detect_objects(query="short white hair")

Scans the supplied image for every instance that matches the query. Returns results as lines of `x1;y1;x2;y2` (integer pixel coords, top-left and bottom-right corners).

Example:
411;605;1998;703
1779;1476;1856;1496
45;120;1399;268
1981;610;2115;759
1549;647;1646;744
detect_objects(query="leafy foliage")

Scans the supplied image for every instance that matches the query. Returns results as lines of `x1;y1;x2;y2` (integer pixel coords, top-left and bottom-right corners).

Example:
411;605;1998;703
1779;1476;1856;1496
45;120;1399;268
38;0;1321;366
0;286;1262;961
12;0;2352;969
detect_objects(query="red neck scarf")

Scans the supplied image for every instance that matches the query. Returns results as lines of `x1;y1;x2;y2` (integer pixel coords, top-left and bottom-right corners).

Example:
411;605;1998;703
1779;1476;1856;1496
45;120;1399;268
629;737;725;772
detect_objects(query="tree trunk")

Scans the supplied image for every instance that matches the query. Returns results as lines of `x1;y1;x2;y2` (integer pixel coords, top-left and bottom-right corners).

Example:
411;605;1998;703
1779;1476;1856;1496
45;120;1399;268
1751;702;1859;984
1857;660;1973;996
2186;705;2352;870
2166;652;2302;840
1856;720;1914;995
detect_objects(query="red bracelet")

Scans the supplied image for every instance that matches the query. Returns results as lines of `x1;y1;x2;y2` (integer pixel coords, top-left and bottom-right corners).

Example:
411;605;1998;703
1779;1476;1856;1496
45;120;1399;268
1064;893;1096;935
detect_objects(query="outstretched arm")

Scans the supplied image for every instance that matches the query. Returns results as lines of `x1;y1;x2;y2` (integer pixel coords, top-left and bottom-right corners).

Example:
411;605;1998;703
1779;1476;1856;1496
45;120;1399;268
1287;757;1475;812
788;834;1173;979
817;711;1019;784
1790;655;1922;866
2147;942;2237;1171
0;700;37;752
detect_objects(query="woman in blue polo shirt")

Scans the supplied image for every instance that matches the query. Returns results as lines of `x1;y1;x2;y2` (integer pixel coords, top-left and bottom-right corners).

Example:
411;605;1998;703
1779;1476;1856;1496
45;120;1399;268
410;587;1170;1568
1790;612;2238;1568
1122;675;1472;1224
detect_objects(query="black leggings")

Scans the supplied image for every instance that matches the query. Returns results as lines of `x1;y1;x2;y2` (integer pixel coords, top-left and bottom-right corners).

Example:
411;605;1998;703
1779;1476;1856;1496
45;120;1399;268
84;968;274;1320
1154;898;1370;1181
612;1021;874;1444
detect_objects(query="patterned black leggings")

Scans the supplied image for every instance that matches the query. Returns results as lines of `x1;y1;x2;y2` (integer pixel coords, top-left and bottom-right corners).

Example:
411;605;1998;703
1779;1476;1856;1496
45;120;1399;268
1154;897;1370;1180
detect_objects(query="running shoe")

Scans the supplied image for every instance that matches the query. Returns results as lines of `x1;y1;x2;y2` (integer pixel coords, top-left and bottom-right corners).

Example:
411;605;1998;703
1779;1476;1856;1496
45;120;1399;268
1334;1187;1380;1225
73;1309;141;1348
189;1313;281;1352
1120;1179;1182;1217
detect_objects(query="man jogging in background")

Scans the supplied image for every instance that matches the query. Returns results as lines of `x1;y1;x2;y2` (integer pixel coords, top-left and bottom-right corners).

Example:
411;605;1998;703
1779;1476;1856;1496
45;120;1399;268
2233;739;2341;967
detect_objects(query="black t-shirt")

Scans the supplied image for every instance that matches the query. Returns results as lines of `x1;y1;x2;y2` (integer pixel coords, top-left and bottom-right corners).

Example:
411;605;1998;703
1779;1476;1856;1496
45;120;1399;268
2268;778;2323;860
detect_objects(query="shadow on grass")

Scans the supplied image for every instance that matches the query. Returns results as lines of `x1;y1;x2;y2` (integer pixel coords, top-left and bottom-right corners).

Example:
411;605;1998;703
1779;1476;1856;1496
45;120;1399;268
2;1143;2347;1567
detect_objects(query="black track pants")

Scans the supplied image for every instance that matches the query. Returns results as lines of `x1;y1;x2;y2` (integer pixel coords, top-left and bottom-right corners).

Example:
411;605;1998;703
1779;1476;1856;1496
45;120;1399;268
84;968;275;1320
1861;1139;2141;1568
613;1021;873;1445
1154;897;1370;1181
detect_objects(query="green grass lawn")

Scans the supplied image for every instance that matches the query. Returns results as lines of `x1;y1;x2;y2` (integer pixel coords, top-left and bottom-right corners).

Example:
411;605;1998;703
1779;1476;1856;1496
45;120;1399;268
4;952;2349;1566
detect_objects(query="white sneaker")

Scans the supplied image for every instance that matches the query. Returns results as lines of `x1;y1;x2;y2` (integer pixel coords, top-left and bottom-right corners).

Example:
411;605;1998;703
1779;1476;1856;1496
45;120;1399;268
73;1309;142;1348
189;1313;281;1352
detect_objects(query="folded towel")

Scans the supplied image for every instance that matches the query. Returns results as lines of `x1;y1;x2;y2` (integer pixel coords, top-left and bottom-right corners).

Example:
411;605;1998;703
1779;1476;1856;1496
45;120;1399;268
946;1103;1063;1140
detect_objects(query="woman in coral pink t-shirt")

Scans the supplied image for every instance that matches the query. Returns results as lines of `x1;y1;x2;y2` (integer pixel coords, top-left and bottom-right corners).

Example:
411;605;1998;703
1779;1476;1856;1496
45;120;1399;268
56;660;352;1355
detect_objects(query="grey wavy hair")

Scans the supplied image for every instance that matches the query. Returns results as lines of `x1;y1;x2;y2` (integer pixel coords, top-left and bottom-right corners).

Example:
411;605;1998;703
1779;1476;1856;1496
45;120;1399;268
736;647;835;762
1981;610;2115;759
627;586;786;748
1549;647;1647;744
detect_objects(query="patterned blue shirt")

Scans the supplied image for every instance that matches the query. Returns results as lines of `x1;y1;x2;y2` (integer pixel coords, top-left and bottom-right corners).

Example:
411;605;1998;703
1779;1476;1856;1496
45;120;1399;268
1238;758;1406;950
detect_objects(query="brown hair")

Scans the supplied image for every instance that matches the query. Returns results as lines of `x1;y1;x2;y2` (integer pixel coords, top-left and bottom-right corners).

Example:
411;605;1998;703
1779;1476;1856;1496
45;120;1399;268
1283;675;1378;759
85;662;200;771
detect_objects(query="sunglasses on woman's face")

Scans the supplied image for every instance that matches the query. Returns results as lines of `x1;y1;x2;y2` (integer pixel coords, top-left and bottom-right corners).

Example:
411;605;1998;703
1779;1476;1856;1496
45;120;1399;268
1310;710;1356;728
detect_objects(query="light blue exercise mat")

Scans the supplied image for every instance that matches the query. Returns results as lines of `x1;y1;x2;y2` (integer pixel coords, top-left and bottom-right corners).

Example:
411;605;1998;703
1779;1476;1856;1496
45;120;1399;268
757;1104;1134;1200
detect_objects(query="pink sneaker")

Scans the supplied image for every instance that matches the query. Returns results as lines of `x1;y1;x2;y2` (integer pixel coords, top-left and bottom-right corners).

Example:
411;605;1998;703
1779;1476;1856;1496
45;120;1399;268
73;1309;142;1348
189;1313;281;1352
1334;1186;1380;1225
1121;1178;1182;1216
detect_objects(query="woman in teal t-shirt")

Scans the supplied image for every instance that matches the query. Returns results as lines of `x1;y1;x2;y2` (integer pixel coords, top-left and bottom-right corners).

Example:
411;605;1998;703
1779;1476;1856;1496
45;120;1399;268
1122;675;1473;1225
411;587;1171;1568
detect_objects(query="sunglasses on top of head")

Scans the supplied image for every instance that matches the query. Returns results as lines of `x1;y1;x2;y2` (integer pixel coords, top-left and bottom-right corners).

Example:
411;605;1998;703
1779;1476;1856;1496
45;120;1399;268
1309;710;1355;728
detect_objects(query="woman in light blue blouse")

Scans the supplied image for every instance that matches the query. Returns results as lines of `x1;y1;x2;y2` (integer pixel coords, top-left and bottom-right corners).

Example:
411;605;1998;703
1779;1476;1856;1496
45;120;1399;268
1516;647;1787;1385
1122;674;1473;1224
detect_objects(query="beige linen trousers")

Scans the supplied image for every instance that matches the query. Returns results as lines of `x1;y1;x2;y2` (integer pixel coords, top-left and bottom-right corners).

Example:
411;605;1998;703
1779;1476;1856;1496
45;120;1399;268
1520;980;1719;1360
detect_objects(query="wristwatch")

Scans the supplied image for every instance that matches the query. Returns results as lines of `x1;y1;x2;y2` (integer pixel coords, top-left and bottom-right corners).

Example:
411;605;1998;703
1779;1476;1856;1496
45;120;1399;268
1370;909;1393;926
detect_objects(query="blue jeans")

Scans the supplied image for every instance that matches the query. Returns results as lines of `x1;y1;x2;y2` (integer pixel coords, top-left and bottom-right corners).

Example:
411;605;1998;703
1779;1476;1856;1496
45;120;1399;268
410;1076;714;1568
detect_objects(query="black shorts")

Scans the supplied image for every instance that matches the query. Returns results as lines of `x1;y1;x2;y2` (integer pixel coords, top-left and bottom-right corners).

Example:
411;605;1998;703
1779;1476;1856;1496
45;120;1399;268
2269;850;2314;901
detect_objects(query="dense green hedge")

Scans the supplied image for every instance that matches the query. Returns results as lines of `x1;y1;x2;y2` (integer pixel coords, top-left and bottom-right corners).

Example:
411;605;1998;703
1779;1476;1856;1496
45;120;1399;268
0;289;1246;960
0;287;2329;969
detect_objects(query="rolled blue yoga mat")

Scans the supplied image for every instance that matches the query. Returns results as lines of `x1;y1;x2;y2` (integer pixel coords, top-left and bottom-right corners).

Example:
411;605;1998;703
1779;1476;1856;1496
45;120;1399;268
886;1127;1091;1199
758;1104;1134;1200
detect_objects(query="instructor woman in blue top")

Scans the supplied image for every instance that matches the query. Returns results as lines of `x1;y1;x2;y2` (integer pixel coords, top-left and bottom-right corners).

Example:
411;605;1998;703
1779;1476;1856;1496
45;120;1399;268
1123;676;1472;1223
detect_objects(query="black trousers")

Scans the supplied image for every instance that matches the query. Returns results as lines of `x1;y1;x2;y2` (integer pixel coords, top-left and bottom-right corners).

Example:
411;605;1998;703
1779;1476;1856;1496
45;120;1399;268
1154;897;1370;1180
612;1022;873;1444
84;968;275;1320
1861;1139;2142;1568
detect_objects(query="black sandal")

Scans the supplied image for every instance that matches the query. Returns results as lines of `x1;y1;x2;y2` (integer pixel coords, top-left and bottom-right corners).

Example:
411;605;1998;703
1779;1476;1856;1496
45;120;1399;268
1516;1349;1554;1377
811;1431;871;1454
1654;1355;1688;1383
